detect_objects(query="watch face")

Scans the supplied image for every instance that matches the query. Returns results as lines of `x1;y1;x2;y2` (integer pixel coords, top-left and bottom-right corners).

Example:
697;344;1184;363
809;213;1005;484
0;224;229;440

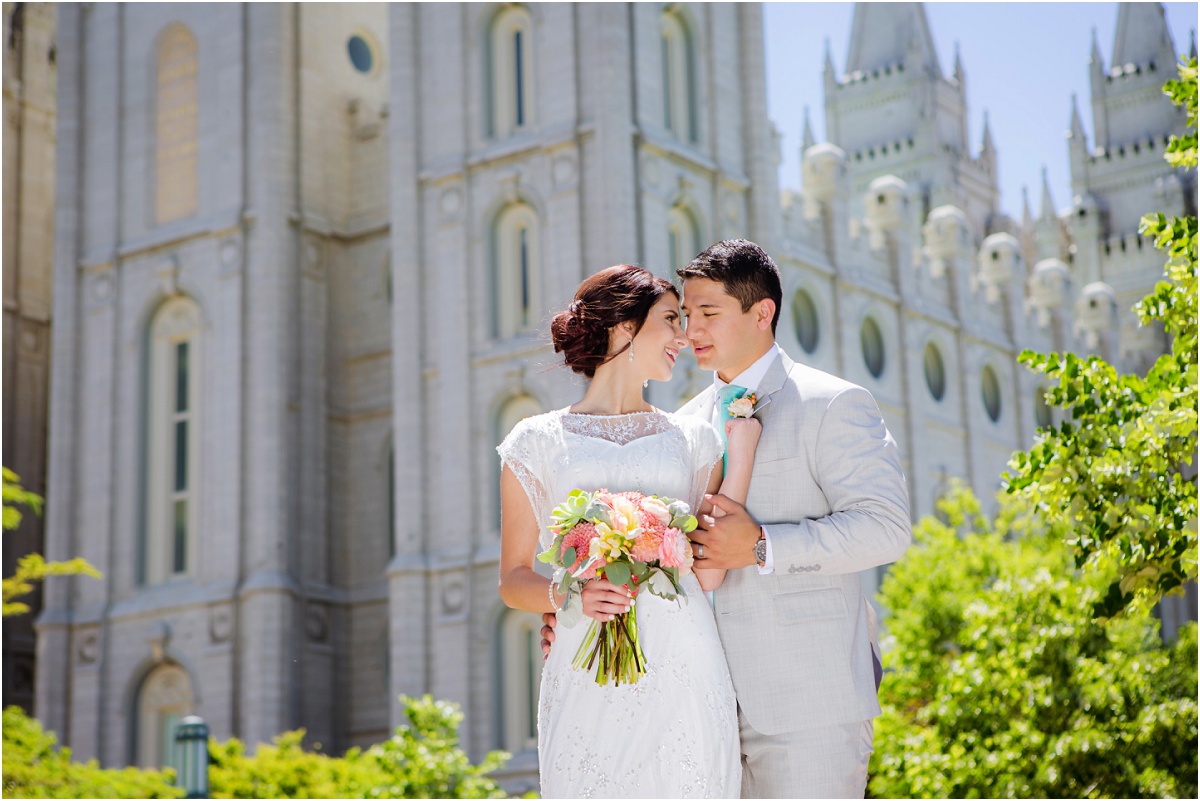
754;538;767;565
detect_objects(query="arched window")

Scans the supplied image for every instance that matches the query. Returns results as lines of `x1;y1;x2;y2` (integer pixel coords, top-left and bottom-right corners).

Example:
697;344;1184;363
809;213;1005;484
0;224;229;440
143;297;202;585
923;342;946;401
489;5;534;139
661;8;696;143
861;317;885;379
981;365;1002;423
155;25;199;224
497;608;543;752
492;394;542;750
496;394;542;441
1034;385;1053;429
492;203;540;340
667;205;699;272
792;289;820;355
136;664;194;769
493;394;542;524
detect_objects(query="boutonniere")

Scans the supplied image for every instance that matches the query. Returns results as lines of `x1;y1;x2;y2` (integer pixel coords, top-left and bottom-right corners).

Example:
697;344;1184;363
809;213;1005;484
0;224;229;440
727;393;758;419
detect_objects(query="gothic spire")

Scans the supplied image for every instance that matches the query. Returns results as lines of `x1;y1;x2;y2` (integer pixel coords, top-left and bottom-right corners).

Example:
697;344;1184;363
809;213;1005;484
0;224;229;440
823;37;838;93
845;3;939;75
980;110;994;154
802;106;815;151
1069;93;1086;144
953;41;964;84
1039;166;1056;222
1112;2;1175;68
1090;26;1105;73
1022;185;1033;229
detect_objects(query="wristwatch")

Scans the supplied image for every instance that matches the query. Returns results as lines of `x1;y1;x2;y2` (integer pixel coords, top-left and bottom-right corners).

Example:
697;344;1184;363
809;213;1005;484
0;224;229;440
753;530;767;568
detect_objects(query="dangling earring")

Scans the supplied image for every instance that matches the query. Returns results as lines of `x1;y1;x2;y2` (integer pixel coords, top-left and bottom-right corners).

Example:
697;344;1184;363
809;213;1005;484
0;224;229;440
628;336;635;362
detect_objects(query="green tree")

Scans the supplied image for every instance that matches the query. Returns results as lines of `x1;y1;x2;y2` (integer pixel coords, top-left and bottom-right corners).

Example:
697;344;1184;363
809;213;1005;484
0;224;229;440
3;467;100;617
870;486;1198;798
2;706;183;799
1006;58;1198;617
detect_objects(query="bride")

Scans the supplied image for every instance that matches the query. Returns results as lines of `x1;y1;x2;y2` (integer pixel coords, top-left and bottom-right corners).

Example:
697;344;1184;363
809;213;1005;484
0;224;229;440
497;264;760;798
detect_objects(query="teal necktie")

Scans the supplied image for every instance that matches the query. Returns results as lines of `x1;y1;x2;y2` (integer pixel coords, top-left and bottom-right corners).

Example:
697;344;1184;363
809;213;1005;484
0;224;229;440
717;384;748;473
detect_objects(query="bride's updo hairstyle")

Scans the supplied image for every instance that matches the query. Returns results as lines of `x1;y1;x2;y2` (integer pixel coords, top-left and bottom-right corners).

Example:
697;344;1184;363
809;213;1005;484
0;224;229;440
550;265;678;378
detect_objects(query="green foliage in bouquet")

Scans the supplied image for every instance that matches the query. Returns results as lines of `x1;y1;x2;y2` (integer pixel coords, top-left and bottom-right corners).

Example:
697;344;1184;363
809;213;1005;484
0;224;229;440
208;694;513;799
1006;57;1198;617
870;485;1198;799
2;706;183;799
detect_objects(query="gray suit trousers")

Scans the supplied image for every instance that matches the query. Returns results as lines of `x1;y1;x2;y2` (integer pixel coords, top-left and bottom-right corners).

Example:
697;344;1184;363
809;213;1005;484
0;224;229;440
738;711;873;798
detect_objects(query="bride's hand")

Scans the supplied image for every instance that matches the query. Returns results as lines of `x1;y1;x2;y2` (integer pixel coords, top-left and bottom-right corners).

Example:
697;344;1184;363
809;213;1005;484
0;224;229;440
580;578;634;622
724;417;762;463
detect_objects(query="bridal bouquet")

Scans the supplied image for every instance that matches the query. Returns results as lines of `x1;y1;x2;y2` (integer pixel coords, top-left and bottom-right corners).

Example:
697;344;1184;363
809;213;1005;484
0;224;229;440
537;488;698;686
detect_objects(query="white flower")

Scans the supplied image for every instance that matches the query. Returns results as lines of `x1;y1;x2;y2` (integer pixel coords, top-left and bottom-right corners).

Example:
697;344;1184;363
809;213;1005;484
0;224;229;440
727;394;757;418
639;496;672;526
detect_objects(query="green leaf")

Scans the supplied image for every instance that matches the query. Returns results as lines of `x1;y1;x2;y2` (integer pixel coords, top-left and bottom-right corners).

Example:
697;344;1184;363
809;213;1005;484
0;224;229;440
604;560;631;588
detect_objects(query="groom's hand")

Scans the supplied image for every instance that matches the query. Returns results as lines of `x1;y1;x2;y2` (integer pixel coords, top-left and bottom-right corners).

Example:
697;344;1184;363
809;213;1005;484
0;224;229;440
690;494;761;569
540;612;557;660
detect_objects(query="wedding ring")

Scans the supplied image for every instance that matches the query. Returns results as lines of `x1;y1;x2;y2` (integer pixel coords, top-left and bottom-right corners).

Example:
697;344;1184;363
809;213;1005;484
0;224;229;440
695;542;706;560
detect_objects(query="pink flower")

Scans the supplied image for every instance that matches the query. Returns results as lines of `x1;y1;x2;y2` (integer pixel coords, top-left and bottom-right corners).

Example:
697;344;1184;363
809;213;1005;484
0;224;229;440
631;526;664;563
562;522;600;580
658;527;694;573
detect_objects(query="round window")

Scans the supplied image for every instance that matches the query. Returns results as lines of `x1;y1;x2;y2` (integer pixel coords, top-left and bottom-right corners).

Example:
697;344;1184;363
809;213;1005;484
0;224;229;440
347;35;374;73
792;290;820;354
923;342;945;401
861;317;885;379
981;365;1002;422
1034;385;1052;428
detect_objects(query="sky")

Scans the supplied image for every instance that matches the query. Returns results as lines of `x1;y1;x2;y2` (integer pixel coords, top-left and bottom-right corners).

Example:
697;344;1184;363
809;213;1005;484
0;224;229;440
764;2;1196;219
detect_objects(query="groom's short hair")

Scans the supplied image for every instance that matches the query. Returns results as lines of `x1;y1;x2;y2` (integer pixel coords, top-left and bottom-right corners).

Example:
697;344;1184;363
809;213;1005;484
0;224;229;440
677;239;782;334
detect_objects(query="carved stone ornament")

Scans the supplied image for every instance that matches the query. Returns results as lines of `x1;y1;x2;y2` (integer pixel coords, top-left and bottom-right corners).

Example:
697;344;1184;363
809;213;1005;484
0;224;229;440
148;620;171;663
209;605;233;644
77;630;100;664
440;573;467;619
306;602;329;642
157;254;181;297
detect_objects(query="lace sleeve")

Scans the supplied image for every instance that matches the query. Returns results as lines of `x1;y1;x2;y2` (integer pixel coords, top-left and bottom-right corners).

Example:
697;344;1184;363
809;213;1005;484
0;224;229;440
497;417;553;547
684;416;724;513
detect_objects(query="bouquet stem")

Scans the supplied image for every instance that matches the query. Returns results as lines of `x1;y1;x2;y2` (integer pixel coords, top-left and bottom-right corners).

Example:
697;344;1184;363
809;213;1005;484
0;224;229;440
572;605;647;685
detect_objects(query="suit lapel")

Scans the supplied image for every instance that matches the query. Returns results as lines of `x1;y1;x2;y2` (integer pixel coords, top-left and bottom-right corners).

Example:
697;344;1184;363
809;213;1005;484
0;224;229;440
751;349;794;419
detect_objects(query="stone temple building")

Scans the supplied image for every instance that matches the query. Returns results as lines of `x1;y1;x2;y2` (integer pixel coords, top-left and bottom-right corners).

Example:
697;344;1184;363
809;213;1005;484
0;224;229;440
8;0;1193;791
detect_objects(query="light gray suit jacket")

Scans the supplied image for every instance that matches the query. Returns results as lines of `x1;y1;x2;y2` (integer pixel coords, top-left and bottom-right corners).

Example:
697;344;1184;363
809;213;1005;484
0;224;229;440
679;349;911;735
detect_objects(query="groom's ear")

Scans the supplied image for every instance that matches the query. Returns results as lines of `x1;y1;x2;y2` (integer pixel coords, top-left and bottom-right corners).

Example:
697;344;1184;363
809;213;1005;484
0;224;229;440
754;299;776;331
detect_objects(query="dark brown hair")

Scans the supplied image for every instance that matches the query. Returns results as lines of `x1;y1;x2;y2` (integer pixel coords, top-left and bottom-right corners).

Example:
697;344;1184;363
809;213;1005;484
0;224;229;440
676;239;782;334
550;265;679;378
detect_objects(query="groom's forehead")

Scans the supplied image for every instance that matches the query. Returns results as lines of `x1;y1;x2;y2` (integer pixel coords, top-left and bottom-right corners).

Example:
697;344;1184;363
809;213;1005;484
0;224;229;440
681;278;735;309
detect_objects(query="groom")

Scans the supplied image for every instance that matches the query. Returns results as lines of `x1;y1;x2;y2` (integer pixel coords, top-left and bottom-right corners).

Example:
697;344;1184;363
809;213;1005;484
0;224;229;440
675;239;910;798
542;239;910;798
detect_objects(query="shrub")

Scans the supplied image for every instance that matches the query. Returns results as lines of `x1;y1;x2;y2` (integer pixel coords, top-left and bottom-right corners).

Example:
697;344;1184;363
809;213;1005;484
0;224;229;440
2;706;182;799
870;486;1198;798
208;694;513;799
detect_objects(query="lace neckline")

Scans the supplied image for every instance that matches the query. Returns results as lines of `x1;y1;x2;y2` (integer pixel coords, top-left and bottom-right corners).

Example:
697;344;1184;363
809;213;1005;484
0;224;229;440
558;407;668;419
554;407;680;446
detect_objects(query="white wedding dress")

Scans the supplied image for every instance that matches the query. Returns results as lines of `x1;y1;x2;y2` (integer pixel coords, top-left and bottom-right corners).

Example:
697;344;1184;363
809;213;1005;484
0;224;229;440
498;409;742;799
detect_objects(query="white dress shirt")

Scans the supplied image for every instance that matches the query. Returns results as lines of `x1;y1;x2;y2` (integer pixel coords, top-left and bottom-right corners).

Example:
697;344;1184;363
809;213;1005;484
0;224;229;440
711;343;779;574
